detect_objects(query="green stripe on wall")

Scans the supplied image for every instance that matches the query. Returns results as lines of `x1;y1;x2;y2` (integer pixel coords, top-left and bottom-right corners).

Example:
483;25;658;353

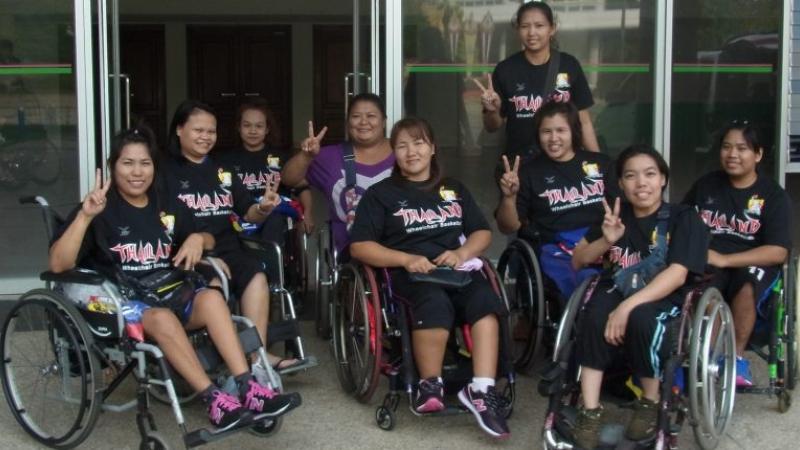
0;67;73;76
406;64;773;75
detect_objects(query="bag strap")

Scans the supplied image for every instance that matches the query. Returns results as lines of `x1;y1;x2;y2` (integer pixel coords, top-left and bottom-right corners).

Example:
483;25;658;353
543;49;561;97
342;141;357;190
654;203;670;252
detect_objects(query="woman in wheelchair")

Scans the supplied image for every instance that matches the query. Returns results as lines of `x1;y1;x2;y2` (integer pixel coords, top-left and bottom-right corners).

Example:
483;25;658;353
282;92;395;254
163;100;300;372
48;128;300;431
683;121;792;387
216;97;314;242
349;117;510;439
569;144;709;448
495;101;618;298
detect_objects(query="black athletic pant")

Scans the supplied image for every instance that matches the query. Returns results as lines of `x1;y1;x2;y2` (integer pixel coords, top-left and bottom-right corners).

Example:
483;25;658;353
575;281;681;379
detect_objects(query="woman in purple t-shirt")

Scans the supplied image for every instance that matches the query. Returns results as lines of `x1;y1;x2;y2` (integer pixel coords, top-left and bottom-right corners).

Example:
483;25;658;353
282;93;395;253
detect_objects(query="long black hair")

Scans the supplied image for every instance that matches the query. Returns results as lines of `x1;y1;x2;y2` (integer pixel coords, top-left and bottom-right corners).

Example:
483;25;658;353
389;116;442;191
166;99;216;161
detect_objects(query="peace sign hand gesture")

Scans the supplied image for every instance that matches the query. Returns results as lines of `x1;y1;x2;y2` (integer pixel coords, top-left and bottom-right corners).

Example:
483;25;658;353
472;74;501;113
499;155;520;198
81;168;112;218
257;174;282;216
601;197;625;245
300;121;328;157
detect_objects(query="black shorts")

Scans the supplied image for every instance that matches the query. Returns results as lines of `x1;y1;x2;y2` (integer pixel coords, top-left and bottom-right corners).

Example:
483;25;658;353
710;265;782;315
217;247;266;299
389;269;506;330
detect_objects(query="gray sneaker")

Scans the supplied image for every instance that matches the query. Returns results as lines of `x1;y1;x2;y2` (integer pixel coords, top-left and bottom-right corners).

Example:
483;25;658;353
625;398;658;441
572;406;604;449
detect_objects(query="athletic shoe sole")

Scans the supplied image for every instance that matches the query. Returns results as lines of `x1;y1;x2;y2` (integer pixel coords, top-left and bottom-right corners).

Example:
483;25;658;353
251;392;302;419
457;389;510;440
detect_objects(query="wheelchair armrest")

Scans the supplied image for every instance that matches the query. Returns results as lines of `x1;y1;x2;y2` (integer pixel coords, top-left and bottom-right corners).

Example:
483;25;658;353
40;269;106;285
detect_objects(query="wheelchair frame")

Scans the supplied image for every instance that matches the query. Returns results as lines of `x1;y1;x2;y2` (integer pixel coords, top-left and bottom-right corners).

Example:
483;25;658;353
330;259;516;431
1;197;286;449
539;276;737;450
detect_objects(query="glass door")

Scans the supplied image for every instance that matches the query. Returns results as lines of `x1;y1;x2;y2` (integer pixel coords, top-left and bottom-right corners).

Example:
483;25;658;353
349;0;384;120
0;0;96;294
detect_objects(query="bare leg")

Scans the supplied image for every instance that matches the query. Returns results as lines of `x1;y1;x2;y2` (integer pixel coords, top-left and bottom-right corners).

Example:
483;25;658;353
186;290;249;377
580;367;603;409
640;377;660;403
412;328;449;379
470;314;499;379
240;273;299;367
731;283;756;356
142;308;213;392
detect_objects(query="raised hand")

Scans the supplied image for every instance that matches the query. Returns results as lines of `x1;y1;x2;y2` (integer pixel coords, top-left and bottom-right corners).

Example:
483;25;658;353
499;155;520;198
81;168;111;218
403;254;437;274
472;74;501;113
433;249;464;269
257;173;281;216
300;121;328;157
601;197;625;245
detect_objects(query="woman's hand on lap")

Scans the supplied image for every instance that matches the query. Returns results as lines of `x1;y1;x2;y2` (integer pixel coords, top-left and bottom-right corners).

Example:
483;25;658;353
404;254;436;273
173;233;204;270
433;249;464;269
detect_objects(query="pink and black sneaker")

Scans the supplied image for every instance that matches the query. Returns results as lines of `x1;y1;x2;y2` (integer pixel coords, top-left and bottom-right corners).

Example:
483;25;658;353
241;379;302;418
414;377;445;413
457;385;510;439
206;390;248;431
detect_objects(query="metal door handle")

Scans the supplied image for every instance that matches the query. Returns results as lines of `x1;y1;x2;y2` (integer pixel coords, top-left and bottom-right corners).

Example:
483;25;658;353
220;92;237;97
120;73;131;129
244;92;261;97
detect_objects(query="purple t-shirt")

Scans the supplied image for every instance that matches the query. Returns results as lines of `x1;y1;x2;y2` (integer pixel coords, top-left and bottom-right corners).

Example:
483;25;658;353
306;143;395;252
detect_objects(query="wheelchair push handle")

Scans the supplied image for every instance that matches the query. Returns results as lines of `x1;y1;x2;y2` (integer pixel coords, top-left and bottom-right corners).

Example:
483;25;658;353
18;195;49;207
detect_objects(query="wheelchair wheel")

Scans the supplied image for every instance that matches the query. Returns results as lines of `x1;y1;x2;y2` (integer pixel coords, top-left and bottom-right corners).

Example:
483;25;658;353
139;431;169;450
552;277;593;364
315;227;334;338
331;263;382;403
497;239;544;370
786;256;799;391
688;287;736;450
249;416;283;437
1;289;103;449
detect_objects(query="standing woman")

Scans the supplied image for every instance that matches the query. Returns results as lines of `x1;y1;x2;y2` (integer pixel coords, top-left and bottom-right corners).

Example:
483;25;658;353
282;93;394;254
217;98;314;243
50;128;300;429
495;101;617;297
569;145;708;448
350;117;509;440
476;1;599;159
683;122;791;387
161;99;299;372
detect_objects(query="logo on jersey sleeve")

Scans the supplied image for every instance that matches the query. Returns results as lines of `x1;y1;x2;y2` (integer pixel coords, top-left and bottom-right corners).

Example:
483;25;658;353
746;195;764;216
439;186;457;202
218;169;232;187
160;213;175;236
582;161;601;178
556;73;570;91
267;155;281;169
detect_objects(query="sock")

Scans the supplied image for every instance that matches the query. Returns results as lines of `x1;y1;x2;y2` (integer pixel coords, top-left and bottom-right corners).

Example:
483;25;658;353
470;377;495;394
199;384;218;404
421;376;443;385
234;372;253;398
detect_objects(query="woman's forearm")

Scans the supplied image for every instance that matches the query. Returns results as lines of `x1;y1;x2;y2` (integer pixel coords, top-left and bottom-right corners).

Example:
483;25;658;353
572;237;611;270
457;230;491;260
350;241;414;268
579;109;600;152
623;263;688;308
495;195;521;234
282;152;314;187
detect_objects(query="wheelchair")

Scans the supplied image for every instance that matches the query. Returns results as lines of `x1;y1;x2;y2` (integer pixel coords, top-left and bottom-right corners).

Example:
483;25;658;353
312;223;338;339
539;276;737;450
330;259;516;431
735;255;799;412
1;196;288;449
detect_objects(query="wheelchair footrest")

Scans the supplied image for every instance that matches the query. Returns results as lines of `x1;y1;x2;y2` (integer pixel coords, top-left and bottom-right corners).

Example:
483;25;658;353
183;416;260;448
195;326;262;372
267;319;301;343
278;355;319;376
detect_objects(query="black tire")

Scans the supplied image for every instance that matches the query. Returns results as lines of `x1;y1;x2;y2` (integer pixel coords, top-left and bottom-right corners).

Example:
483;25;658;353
139;431;170;450
552;277;593;364
331;264;382;402
1;289;103;449
249;416;283;437
375;406;395;431
29;139;61;185
315;227;334;339
785;256;798;391
496;239;543;371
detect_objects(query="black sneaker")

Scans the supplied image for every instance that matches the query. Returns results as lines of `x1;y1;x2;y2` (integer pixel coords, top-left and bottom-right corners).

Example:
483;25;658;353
207;390;248;431
414;377;445;413
457;385;510;439
241;379;302;418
